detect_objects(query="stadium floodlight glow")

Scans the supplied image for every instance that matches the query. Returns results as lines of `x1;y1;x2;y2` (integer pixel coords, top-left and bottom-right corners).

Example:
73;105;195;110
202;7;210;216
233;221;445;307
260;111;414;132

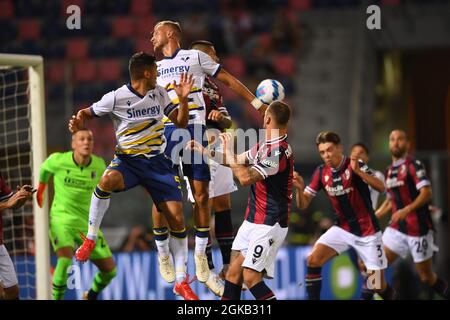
0;53;51;300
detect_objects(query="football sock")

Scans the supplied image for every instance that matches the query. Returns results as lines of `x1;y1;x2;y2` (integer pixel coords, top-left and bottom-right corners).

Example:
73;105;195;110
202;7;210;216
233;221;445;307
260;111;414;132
52;257;72;300
170;229;188;283
215;210;234;265
221;280;242;300
153;227;170;257
305;266;322;300
87;186;111;241
249;281;276;300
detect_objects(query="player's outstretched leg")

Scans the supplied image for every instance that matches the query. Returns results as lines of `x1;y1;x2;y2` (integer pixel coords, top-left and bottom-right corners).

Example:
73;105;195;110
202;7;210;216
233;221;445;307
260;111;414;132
415;258;449;300
76;170;124;262
305;244;338;300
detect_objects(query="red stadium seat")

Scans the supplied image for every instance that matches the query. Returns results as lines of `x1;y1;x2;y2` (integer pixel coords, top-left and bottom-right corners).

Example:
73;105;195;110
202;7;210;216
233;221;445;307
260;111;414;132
66;38;89;59
98;59;121;81
136;15;156;37
0;0;14;19
18;19;41;40
130;0;152;16
273;54;296;76
258;33;272;49
61;0;84;16
112;16;136;38
46;61;66;83
135;37;152;53
289;0;311;11
223;55;246;78
73;59;97;83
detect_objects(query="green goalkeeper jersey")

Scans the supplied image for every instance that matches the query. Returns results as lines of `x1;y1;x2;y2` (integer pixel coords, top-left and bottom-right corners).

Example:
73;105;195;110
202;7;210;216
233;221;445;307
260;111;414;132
40;151;106;226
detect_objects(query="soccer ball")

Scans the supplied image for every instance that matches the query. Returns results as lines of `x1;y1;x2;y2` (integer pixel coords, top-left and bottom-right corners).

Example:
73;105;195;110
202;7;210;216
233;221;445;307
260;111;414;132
256;79;285;104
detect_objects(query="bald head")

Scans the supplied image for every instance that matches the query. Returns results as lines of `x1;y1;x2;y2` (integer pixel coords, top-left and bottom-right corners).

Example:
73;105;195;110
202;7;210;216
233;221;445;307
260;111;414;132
389;129;409;158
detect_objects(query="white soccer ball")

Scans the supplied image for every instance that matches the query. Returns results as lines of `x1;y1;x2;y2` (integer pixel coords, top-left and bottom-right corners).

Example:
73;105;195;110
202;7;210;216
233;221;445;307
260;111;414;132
256;79;285;104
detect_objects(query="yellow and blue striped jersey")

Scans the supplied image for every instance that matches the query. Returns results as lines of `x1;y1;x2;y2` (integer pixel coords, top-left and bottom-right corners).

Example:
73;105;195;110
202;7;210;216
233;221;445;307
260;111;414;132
156;48;221;126
89;84;178;158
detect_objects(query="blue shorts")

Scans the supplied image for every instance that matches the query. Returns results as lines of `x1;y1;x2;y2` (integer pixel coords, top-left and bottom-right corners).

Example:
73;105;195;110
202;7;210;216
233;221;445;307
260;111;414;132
107;153;182;204
163;124;210;181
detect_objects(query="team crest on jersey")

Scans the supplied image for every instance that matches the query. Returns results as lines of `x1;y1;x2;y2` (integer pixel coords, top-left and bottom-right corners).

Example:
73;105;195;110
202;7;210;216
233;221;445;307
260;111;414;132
400;164;406;174
91;171;97;179
324;175;329;182
344;169;350;181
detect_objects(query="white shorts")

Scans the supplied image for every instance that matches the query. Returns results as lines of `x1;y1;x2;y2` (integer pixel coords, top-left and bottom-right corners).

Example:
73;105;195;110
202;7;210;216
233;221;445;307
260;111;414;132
382;227;438;263
0;244;18;288
184;159;237;202
231;220;288;279
316;226;388;270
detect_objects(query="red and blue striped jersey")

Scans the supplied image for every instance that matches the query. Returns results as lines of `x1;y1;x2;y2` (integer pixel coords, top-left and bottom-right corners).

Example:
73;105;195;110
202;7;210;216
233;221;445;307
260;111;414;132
244;134;294;228
385;156;433;236
305;156;381;237
203;76;230;132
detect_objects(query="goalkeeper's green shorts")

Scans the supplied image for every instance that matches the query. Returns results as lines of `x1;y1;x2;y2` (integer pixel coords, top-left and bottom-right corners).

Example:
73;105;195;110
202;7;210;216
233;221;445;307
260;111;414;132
49;222;113;260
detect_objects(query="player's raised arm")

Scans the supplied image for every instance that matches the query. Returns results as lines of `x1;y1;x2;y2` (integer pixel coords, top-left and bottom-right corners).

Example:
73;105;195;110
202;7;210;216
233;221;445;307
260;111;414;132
68;107;94;133
167;73;194;128
215;68;269;116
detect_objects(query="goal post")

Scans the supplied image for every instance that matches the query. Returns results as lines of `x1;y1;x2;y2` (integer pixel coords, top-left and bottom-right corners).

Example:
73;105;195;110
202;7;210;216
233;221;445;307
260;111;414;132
0;53;50;299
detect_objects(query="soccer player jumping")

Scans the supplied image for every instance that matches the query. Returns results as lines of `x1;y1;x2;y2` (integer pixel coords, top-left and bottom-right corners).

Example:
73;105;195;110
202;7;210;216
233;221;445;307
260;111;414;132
150;20;268;285
70;52;200;300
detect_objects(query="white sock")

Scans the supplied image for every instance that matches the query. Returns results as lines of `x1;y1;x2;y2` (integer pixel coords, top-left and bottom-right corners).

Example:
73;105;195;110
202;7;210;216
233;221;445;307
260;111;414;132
155;238;170;257
87;192;110;241
169;235;187;283
195;236;208;255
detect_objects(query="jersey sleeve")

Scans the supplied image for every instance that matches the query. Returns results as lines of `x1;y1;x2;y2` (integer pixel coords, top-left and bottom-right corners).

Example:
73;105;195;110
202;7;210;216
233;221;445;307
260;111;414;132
245;143;259;163
305;166;323;198
250;146;287;179
158;86;178;117
408;160;431;190
0;173;13;202
39;153;61;183
89;90;115;117
197;50;221;77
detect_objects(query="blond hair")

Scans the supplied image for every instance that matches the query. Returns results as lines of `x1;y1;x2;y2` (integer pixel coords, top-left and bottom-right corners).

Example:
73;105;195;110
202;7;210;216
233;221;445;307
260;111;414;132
154;20;182;40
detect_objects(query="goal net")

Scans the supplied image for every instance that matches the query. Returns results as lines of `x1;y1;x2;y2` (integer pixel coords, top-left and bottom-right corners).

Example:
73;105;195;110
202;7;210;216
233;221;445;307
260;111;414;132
0;54;50;299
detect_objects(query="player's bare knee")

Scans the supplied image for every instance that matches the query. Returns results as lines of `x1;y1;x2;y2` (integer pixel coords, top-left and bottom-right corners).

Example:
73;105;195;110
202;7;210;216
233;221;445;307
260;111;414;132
193;191;209;206
99;170;123;191
243;268;260;288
